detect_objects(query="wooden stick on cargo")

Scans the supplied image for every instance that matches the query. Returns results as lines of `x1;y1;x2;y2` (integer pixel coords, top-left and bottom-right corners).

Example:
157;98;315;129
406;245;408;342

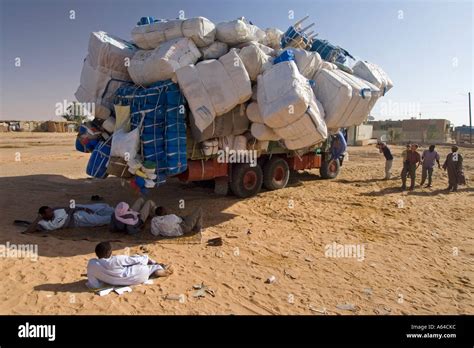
300;23;315;33
293;15;309;28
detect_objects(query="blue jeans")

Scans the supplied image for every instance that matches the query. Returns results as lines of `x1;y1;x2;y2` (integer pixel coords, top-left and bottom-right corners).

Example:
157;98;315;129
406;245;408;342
73;203;114;227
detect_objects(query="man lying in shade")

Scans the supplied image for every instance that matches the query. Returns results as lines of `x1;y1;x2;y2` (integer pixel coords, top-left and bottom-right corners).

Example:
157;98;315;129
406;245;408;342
23;203;114;233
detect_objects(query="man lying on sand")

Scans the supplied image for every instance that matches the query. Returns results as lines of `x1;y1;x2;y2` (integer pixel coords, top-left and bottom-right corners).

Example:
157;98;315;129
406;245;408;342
23;203;114;233
110;198;157;235
151;206;203;238
86;241;173;289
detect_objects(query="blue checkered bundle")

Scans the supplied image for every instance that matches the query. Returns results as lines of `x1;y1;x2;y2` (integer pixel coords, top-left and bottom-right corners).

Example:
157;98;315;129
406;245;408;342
115;80;187;185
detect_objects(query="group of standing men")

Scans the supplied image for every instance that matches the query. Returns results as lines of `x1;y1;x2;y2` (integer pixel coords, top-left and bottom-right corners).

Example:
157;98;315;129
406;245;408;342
378;143;465;192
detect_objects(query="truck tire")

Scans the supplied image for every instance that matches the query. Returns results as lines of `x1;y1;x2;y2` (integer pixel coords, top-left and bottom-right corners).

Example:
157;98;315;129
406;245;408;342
214;177;229;195
320;158;340;179
229;163;263;198
263;157;290;190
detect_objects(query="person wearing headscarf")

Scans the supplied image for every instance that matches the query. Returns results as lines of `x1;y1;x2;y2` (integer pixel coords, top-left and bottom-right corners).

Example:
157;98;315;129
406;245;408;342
109;198;157;235
442;145;465;192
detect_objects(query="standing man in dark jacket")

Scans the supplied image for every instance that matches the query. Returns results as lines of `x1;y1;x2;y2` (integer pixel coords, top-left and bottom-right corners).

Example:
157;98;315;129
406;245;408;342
401;144;421;191
378;142;394;179
443;146;465;192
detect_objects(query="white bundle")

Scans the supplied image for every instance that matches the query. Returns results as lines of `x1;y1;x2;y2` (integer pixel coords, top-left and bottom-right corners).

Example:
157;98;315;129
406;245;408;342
274;98;326;141
232;41;276;56
286;48;322;79
181;17;216;47
216;19;257;45
176;49;252;131
238;44;272;81
87;31;136;75
313;68;380;128
218;135;247;151
199;41;228;59
132;17;216;49
352;60;393;94
320;61;338;71
263;28;283;49
75;58;131;119
250;123;280;141
246;102;264;123
282;99;328;150
128;38;201;86
257;60;313;128
132;19;184;50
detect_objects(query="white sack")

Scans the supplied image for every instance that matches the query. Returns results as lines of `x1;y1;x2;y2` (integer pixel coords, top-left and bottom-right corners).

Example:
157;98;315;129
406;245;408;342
264;28;283;49
216;19;256;45
131;20;184;50
182;17;216;47
88;31;136;75
218;49;252;103
200;41;228;59
238;44;272;81
251;123;280;141
282;99;327;150
246;101;264;123
111;127;140;160
176;50;251;132
257;60;313;128
313;68;380;128
286;48;322;79
218;135;247;151
352;60;393;94
274;98;327;141
128;38;201;86
75;59;130;119
320;61;337;70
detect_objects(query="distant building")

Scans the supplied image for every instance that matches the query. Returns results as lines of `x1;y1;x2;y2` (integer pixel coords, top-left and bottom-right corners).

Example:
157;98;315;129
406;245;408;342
346;124;374;146
368;120;403;142
454;125;474;144
368;118;453;144
0;120;77;132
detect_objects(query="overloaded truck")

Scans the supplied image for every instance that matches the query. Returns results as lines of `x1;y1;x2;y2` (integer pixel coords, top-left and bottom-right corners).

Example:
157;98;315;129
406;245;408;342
179;132;342;198
75;16;392;198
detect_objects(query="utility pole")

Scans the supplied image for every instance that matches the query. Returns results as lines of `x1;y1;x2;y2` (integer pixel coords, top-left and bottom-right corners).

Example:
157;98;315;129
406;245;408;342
469;92;472;144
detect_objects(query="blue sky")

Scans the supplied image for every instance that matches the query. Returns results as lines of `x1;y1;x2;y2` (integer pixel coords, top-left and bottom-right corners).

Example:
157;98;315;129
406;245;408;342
0;0;472;126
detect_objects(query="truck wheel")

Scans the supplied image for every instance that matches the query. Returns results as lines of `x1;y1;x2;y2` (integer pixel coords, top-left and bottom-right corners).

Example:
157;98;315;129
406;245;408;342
320;158;340;179
230;163;263;198
214;177;229;195
263;157;290;190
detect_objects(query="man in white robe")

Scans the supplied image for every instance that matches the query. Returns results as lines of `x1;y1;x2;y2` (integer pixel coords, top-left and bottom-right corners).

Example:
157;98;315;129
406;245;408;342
86;241;173;289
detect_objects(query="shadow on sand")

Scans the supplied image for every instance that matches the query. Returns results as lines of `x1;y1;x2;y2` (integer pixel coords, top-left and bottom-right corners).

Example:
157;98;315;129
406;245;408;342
34;279;89;294
359;185;473;197
0;174;241;257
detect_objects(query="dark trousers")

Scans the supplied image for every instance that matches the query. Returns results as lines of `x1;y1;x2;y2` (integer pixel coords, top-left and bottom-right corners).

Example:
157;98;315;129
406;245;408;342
420;167;433;186
180;208;203;235
401;164;417;189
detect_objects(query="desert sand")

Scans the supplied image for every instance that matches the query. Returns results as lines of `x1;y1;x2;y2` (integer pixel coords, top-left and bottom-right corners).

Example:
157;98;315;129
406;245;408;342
0;132;472;315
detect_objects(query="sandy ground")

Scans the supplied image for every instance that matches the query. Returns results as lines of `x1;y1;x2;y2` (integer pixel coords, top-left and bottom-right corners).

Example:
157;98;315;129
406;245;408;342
0;132;472;315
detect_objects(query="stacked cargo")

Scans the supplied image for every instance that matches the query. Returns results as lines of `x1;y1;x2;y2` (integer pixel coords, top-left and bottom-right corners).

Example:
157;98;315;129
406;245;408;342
74;15;393;194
